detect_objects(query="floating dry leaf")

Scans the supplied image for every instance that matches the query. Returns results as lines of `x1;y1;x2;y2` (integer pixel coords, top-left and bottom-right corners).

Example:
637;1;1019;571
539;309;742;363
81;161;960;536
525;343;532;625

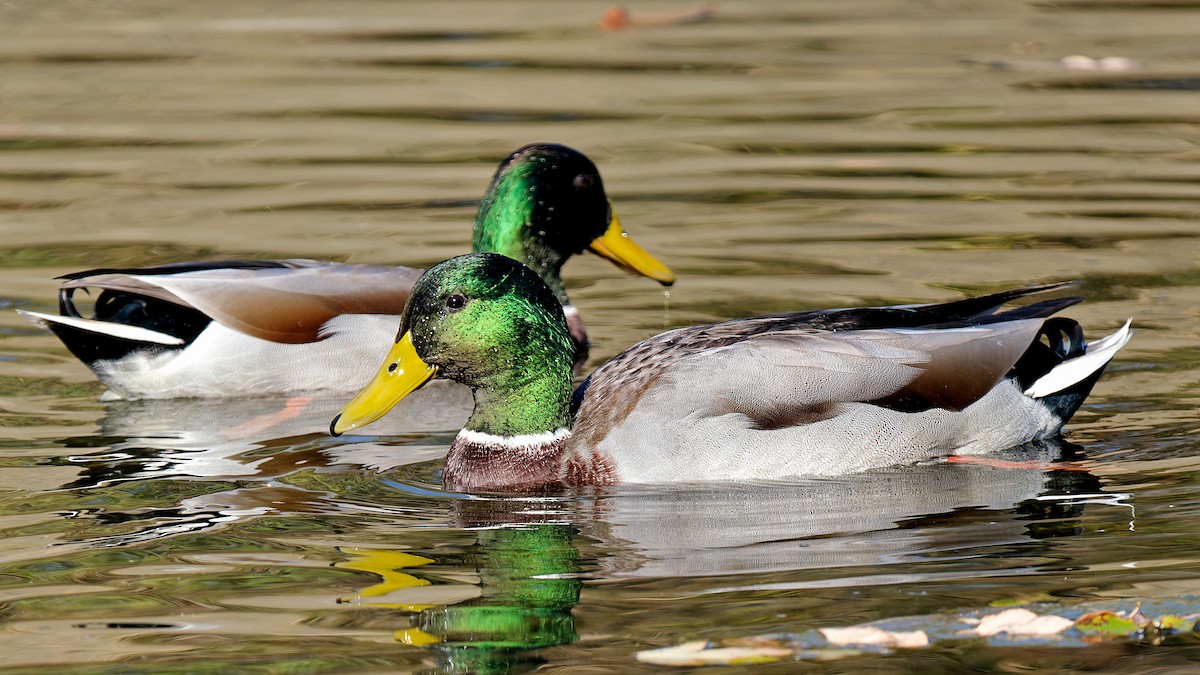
636;641;793;667
637;600;1200;666
820;626;929;648
1157;614;1199;633
972;608;1074;637
1076;610;1139;638
1074;607;1200;640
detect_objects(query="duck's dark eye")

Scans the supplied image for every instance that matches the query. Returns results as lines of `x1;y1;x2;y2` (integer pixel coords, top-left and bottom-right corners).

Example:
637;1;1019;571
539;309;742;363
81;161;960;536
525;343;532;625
446;294;466;311
573;173;595;190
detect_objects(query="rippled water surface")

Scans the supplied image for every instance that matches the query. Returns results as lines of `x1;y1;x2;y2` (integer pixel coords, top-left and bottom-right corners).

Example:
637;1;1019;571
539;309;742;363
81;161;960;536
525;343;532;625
2;1;1199;672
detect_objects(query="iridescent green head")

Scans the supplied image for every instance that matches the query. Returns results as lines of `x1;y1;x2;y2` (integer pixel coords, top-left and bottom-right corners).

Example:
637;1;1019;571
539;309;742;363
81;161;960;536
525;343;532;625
472;143;675;305
403;253;574;393
331;254;575;437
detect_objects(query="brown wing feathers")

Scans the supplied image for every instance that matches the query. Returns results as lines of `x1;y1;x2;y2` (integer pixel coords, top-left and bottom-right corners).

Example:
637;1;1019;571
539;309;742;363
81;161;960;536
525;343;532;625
57;264;419;344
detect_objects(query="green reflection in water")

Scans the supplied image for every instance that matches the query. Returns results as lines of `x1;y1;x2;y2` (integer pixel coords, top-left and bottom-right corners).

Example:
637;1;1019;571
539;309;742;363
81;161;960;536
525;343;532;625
344;523;579;675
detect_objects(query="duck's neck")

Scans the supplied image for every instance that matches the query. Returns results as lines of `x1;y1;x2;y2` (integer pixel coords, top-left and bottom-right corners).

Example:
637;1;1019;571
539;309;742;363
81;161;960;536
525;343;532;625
472;166;571;307
445;347;576;492
464;365;573;438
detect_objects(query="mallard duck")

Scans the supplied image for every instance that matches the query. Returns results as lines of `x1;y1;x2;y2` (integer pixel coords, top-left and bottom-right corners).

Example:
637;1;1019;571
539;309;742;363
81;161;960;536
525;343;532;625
330;253;1132;492
19;144;674;400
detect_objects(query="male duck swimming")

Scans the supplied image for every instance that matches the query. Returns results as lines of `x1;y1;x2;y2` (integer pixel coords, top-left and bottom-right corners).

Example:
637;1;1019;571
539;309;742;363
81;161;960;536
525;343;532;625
331;253;1132;491
19;144;674;400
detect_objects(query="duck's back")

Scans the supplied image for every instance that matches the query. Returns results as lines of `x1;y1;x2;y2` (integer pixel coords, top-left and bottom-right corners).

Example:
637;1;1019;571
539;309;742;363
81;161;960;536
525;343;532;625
20;260;421;398
568;285;1127;482
58;260;418;342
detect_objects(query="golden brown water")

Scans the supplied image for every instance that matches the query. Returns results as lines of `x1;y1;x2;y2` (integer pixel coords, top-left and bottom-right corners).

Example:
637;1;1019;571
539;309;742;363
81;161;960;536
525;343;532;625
1;1;1199;672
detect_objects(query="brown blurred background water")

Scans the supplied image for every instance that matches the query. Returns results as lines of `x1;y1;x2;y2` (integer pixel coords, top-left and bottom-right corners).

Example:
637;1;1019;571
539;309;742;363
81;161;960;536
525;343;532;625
0;1;1198;672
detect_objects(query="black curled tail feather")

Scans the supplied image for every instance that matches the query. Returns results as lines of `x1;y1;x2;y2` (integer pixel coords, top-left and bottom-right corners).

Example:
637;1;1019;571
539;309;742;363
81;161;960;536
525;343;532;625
59;286;84;318
49;287;210;365
1009;318;1084;391
1009;317;1102;424
62;286;211;344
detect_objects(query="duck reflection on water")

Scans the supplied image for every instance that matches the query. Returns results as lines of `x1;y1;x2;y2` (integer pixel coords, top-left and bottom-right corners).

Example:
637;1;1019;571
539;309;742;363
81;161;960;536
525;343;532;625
59;388;471;489
330;460;1110;675
48;395;1118;572
35;399;1130;672
339;523;580;675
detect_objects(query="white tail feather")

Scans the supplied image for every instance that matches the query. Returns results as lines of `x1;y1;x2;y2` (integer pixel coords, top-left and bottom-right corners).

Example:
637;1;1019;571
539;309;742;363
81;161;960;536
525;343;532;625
1024;319;1132;398
17;310;185;346
1085;321;1132;352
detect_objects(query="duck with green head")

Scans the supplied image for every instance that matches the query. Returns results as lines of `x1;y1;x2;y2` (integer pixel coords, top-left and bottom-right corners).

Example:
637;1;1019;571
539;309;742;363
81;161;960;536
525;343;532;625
19;144;674;399
332;253;1131;492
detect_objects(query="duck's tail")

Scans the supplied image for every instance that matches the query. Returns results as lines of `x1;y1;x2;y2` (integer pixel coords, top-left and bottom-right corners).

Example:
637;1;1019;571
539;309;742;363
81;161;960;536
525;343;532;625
1015;318;1132;423
19;272;215;366
17;310;186;365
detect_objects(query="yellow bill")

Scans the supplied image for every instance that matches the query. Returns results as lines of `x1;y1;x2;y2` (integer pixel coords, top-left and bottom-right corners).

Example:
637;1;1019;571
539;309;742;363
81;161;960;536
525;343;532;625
589;203;675;285
330;332;438;436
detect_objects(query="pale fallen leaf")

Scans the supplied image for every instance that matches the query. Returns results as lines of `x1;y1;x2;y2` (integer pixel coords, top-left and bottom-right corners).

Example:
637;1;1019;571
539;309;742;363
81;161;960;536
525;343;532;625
820;626;929;648
973;608;1074;637
636;641;793;667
